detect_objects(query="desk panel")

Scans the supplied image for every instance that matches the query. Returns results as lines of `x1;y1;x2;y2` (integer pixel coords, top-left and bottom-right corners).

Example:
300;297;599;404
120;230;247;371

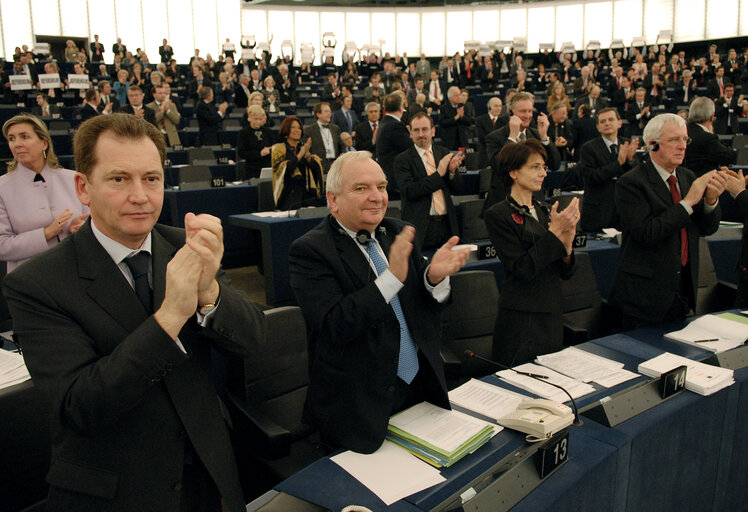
162;184;259;268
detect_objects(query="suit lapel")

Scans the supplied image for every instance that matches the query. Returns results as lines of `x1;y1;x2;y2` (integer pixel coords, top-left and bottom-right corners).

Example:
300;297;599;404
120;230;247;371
644;161;676;206
151;226;179;311
75;221;150;334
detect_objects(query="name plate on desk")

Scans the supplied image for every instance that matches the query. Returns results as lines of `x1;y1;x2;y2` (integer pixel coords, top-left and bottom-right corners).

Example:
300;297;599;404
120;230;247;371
221;143;232;150
172;144;184;151
479;243;497;260
211;177;226;188
659;365;687;399
573;233;587;248
219;156;229;164
536;429;570;479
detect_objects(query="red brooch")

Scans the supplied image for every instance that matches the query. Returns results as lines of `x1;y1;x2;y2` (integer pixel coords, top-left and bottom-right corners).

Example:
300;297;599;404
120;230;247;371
511;212;524;225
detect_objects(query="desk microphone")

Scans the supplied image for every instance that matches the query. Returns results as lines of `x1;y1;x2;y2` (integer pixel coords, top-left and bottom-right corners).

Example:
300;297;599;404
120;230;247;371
464;349;582;426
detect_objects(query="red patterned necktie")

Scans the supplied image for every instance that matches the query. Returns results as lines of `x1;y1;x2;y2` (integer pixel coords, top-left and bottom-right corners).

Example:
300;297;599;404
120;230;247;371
667;175;688;266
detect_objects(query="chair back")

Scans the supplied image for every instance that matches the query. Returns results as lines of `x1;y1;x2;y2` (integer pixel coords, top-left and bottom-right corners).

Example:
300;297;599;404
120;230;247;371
441;270;499;377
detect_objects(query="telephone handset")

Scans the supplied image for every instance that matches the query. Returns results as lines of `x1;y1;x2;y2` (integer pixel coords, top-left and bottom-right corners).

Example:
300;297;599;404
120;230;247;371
498;399;574;439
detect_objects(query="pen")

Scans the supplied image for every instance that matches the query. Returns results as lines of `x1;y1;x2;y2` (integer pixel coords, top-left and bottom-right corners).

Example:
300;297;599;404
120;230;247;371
516;371;549;379
693;338;719;343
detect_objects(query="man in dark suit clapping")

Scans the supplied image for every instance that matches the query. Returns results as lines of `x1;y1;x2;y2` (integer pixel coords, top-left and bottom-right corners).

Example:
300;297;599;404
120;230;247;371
394;112;464;248
610;113;726;329
289;151;469;453
375;93;412;192
579;107;639;232
684;96;736;176
3;113;265;511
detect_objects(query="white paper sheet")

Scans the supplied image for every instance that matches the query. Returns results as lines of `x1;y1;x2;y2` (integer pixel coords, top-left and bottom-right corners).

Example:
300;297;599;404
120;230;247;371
330;440;446;505
496;363;596;403
449;378;528;420
536;347;639;387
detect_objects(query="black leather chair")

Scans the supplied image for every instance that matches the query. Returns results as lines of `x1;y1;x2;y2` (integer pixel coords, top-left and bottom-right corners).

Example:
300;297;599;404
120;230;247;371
226;306;329;494
458;198;489;242
560;251;607;344
440;270;499;381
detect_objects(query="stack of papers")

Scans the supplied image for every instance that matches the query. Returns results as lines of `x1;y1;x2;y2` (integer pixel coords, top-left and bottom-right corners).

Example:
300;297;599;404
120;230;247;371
0;349;31;389
664;313;748;353
448;378;529;421
536;347;640;388
386;402;498;468
496;363;596;403
638;352;734;396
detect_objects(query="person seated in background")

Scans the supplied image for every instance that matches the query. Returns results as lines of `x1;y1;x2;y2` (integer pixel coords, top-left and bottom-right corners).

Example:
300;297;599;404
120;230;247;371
626;87;653;137
237;105;276;179
572;103;598;158
340;131;356;152
714;83;744;135
548;103;574;163
80;89;101;121
684;96;736;176
262;76;280;114
0;114;89;272
31;93;60;118
270;116;325;210
214;71;234;105
288;151;469;453
119;86;158;128
484;140;578;366
354;101;380;154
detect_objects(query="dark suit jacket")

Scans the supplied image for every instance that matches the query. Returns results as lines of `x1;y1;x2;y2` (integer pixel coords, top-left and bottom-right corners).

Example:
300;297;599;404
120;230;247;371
625;102;652;136
609;161;721;323
548;119;575;162
579;136;632;232
438;102;472;150
706;78;727;100
714;96;742;135
734;189;748;308
97;95;120;113
684;122;736;176
79;103;99;121
475;113;507;168
484;197;575;365
195;100;222;146
288;216;450;453
483;125;561;213
375;114;412;189
393;145;463;245
485;125;561;173
573;96;609;117
304;121;343;162
331;108;358;134
354;120;375;153
118;104;158;127
31;105;61;118
2;222;265;512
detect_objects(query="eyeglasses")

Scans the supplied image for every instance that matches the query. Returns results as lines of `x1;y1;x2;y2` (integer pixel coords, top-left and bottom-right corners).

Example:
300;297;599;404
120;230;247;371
659;136;692;145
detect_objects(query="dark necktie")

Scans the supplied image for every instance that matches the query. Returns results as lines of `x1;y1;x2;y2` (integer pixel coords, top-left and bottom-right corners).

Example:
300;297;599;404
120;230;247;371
125;252;153;313
33;173;45;182
666;175;688;266
610;143;618;157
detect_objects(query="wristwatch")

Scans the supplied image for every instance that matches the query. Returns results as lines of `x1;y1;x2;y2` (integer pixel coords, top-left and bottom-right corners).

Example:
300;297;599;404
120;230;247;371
198;302;217;316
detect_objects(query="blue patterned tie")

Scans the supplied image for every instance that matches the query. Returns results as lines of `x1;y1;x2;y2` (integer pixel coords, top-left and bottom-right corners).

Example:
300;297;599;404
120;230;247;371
363;239;420;383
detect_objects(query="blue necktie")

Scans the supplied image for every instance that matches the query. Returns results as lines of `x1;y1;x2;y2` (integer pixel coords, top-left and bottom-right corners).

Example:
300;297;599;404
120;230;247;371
363;239;420;383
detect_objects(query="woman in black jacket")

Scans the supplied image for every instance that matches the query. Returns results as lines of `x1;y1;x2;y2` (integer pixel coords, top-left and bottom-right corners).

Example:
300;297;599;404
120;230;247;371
484;139;580;366
236;105;276;179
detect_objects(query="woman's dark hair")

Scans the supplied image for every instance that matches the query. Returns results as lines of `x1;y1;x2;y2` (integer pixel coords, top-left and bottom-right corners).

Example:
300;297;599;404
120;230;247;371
278;115;302;140
496;139;548;188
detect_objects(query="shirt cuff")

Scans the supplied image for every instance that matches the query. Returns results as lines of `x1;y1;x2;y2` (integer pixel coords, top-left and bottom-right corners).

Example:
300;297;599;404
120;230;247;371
195;295;221;327
375;269;404;303
679;199;693;215
424;265;451;303
703;198;718;213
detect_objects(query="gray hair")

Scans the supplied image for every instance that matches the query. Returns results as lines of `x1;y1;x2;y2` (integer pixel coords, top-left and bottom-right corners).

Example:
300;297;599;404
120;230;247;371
642;113;686;147
688;96;715;124
365;101;380;112
509;91;534;110
326;151;374;196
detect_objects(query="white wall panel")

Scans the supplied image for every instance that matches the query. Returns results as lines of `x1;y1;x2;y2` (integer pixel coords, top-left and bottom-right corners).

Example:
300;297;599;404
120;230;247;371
584;2;613;48
527;6;555;53
396;12;419;56
674;0;705;42
60;0;88;37
31;0;59;36
422;12;446;57
142;0;168;64
472;9;499;45
167;0;194;62
88;0;117;58
193;0;219;59
372;12;396;57
613;0;643;43
555;4;584;51
1;0;33;58
707;0;738;39
446;11;472;56
643;0;673;42
500;8;526;41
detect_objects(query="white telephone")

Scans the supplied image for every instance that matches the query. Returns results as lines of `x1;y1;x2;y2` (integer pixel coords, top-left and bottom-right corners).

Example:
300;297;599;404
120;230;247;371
498;399;574;439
